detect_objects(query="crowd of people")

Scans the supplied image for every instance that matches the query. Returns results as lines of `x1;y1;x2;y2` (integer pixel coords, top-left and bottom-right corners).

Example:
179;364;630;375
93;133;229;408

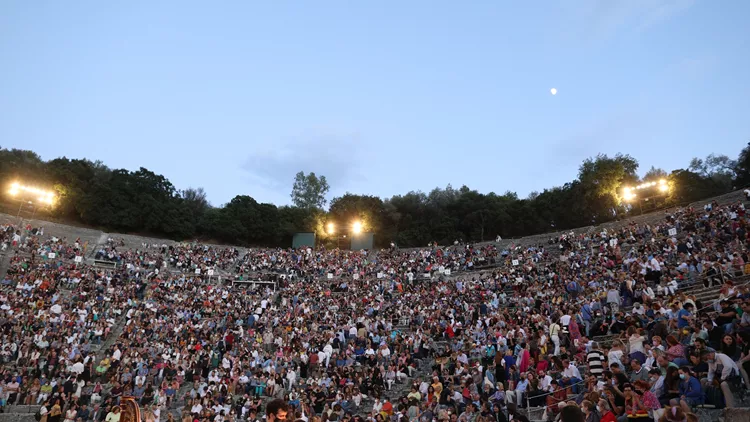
0;197;749;422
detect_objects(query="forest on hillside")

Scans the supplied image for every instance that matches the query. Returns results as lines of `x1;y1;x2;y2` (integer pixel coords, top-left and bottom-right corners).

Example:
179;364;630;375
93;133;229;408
1;144;749;248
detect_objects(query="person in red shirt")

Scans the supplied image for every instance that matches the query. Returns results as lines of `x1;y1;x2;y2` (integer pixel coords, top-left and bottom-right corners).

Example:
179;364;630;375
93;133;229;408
445;324;455;339
597;399;617;422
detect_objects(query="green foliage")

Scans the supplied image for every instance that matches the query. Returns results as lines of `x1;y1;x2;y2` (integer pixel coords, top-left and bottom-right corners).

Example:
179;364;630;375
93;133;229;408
667;169;728;204
733;142;750;187
578;153;639;221
643;166;668;181
0;146;746;247
689;153;736;192
291;171;330;209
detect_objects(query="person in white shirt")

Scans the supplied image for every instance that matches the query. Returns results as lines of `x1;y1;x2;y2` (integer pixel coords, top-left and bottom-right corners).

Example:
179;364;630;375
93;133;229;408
286;368;297;390
191;401;203;415
112;347;122;362
560;359;582;393
701;350;740;408
322;343;333;368
316;350;327;369
538;371;553;392
71;361;85;375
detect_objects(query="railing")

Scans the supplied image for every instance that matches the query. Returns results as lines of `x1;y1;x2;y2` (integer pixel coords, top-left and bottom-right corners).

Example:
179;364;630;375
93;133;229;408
93;259;118;269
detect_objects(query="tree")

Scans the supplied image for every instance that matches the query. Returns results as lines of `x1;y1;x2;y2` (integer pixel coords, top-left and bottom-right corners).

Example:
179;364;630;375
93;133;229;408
3;145;749;247
182;187;210;217
667;169;727;204
689;154;735;192
643;166;668;181
734;142;750;187
578;153;639;221
291;171;330;209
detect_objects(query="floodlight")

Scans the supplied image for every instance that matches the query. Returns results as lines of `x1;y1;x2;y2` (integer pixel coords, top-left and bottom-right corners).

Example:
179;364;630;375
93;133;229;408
352;221;362;234
327;222;335;235
659;184;669;192
7;181;55;205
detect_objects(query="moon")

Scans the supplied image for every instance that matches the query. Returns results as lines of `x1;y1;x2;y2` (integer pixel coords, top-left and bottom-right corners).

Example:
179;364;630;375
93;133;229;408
550;88;557;95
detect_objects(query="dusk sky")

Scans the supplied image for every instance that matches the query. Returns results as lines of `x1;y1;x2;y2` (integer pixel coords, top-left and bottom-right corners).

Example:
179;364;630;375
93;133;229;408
1;1;748;207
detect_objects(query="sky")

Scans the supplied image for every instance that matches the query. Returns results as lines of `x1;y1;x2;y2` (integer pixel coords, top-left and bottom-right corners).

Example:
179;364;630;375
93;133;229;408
1;1;749;207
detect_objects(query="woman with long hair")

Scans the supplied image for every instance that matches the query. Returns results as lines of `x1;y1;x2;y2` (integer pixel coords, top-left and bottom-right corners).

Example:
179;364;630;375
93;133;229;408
63;404;77;422
720;334;740;361
48;399;63;422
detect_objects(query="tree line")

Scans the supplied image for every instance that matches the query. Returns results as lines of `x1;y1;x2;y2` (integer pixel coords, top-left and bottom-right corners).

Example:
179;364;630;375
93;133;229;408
1;144;749;248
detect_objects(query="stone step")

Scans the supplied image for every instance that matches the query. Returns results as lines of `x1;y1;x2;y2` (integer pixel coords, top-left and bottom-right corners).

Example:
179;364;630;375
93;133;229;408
0;415;36;422
3;405;41;414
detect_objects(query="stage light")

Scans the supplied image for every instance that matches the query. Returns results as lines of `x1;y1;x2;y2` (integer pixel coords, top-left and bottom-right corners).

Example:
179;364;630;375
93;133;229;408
7;182;55;205
659;184;669;192
327;222;335;235
352;221;362;234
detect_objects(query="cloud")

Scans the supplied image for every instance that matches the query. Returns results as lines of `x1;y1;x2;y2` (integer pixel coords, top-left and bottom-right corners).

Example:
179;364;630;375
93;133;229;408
241;129;368;193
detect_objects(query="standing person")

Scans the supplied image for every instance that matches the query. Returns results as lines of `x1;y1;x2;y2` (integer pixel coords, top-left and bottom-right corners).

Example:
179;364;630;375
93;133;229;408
606;285;621;315
580;304;594;338
48;400;63;422
39;400;50;422
587;343;606;379
550;319;562;356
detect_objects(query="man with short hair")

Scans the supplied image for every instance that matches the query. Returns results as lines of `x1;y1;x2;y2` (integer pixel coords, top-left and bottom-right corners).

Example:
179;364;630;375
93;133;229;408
701;350;740;408
559;359;582;394
266;399;289;422
630;360;649;383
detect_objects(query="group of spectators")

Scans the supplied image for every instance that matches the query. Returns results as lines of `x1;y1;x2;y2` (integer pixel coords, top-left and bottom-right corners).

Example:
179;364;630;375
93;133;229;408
0;197;748;422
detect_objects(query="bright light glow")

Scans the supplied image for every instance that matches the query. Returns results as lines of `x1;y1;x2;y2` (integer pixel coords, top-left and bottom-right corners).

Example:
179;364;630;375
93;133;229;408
632;179;669;191
623;191;637;201
659;184;669;192
550;88;557;95
352;221;362;234
326;222;335;235
8;182;55;205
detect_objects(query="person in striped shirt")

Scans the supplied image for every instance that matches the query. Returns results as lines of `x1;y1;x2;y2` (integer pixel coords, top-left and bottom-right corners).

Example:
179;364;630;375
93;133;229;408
586;343;606;379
